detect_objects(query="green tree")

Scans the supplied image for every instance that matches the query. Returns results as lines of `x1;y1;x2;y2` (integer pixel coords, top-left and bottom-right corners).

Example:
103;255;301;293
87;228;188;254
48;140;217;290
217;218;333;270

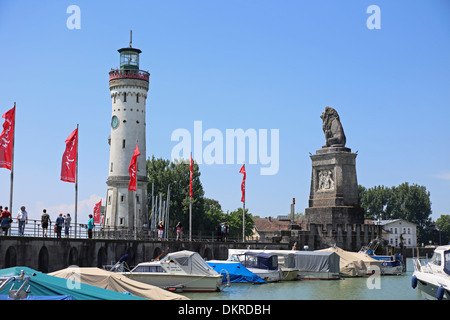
226;208;254;240
146;156;204;235
359;182;433;244
436;214;450;245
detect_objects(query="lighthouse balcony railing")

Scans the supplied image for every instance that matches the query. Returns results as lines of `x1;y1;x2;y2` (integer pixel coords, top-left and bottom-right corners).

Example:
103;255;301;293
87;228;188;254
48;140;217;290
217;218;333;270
109;69;150;82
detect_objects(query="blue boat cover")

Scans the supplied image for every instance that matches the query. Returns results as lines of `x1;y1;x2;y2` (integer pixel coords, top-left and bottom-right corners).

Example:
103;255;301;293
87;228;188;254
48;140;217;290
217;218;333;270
206;261;265;283
0;267;145;300
0;294;75;300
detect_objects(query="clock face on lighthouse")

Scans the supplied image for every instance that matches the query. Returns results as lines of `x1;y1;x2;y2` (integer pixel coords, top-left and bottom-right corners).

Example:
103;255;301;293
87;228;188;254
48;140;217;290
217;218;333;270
111;115;119;129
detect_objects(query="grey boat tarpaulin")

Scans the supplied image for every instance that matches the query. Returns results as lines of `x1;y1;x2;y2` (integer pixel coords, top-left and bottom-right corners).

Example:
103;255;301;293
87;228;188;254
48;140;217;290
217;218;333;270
293;251;340;273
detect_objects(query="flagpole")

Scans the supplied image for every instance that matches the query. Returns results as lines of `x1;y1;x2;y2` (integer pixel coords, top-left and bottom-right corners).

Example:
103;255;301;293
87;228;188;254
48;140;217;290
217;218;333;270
242;163;245;243
74;123;79;238
189;152;192;242
9;102;16;225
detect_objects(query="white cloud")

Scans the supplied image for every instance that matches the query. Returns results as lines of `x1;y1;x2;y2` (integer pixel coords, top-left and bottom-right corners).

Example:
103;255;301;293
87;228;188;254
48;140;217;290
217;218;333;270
30;194;105;222
434;172;450;181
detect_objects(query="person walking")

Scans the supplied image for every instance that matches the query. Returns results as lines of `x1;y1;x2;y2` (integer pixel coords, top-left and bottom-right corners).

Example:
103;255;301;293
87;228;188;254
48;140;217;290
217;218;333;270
55;213;64;238
87;214;94;239
17;206;28;236
41;209;51;237
1;207;12;236
64;213;71;238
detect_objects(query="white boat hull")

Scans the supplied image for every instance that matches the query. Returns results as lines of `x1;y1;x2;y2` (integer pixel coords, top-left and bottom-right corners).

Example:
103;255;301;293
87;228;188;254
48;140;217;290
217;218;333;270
247;268;283;282
413;271;450;300
297;271;340;280
123;272;223;292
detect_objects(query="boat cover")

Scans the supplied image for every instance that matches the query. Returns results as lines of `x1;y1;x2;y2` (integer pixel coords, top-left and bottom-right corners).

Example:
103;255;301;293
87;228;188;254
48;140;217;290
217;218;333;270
0;267;144;300
206;261;265;283
162;250;219;276
317;247;381;277
293;251;340;273
235;252;279;271
50;267;189;300
0;294;75;300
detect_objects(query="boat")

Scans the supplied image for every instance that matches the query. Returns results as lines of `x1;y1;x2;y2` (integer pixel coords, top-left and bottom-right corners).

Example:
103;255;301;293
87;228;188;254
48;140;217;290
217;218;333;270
412;245;450;300
0;267;144;300
229;249;338;280
228;251;283;282
318;246;381;277
359;238;403;275
294;251;341;280
206;260;265;284
50;267;188;300
119;250;224;293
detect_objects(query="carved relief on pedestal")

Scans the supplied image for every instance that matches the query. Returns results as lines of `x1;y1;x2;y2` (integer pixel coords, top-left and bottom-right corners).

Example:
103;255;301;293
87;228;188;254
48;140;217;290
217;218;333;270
317;169;334;192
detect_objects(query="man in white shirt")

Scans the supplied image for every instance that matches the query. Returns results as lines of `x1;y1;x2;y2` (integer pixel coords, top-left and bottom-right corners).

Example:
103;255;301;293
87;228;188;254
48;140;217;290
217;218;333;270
17;206;28;236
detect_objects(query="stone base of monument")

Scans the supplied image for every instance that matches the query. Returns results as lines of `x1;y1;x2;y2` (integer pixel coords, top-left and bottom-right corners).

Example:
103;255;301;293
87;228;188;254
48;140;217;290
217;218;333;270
305;206;364;227
305;146;364;228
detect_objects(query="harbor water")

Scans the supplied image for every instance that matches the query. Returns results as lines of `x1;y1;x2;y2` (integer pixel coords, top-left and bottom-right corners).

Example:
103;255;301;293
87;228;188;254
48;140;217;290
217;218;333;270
182;258;423;300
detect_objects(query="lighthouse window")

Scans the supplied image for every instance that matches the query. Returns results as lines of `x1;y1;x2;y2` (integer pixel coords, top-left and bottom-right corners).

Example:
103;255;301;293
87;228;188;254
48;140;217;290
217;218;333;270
123;93;127;102
110;162;113;172
122;139;126;148
114;96;116;103
136;94;139;103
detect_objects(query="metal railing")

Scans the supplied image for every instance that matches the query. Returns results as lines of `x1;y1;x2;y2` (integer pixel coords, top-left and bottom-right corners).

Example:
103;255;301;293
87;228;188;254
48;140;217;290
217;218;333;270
109;69;150;82
0;219;244;242
0;219;98;239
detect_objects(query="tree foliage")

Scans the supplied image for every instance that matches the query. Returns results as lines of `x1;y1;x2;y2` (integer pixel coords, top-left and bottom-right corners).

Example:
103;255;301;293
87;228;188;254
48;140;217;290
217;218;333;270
359;182;433;243
436;214;450;245
146;156;254;239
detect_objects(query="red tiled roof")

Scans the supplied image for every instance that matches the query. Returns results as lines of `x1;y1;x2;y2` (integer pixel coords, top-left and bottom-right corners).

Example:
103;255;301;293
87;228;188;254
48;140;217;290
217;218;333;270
253;217;303;232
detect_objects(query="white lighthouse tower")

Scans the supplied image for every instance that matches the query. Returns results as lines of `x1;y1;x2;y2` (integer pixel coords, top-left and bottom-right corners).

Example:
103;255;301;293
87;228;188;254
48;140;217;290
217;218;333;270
104;32;149;231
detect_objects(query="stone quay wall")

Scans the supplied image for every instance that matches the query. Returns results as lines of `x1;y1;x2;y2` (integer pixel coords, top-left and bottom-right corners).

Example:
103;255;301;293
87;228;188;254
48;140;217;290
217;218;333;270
0;237;289;273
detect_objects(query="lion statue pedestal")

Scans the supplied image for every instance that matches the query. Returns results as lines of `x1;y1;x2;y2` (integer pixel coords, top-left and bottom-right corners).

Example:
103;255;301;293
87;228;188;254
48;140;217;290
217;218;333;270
305;107;364;228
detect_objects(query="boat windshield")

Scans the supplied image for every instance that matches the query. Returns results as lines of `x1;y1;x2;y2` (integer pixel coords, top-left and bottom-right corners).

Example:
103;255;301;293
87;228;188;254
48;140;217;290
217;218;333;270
444;250;450;276
132;265;166;273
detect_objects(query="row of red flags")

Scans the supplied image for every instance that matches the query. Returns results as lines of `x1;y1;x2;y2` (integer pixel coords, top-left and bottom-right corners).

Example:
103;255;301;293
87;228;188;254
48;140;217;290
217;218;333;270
0;105;246;224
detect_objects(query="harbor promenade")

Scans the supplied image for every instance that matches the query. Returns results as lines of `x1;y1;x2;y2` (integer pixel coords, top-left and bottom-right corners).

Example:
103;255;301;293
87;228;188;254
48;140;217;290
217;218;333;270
0;219;290;273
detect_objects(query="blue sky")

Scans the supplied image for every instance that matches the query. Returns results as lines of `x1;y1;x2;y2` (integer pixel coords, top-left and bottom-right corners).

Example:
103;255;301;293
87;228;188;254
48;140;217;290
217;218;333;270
0;0;449;223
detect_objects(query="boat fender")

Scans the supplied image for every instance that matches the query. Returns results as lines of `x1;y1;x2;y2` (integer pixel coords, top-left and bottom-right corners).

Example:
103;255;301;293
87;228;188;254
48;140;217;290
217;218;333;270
436;286;445;300
411;276;417;289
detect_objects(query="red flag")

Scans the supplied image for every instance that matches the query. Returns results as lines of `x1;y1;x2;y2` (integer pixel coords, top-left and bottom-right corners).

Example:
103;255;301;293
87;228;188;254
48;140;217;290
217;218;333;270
93;200;102;224
61;128;78;183
189;153;193;198
128;144;140;191
0;106;15;170
239;164;246;203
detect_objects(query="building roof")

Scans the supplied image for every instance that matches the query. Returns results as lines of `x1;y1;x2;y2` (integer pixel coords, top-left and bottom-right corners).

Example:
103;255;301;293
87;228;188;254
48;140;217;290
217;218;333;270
253;217;304;232
370;219;417;226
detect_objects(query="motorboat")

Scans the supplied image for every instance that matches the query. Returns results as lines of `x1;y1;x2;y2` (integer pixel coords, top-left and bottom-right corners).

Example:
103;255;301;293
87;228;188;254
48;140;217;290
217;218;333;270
412;245;450;300
359;238;403;275
228;251;283;282
206;260;265;284
119;250;224;293
229;249;339;280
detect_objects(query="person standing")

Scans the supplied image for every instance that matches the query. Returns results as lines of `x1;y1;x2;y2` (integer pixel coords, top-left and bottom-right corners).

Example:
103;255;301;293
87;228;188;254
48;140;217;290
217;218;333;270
17;206;28;236
64;213;71;238
87;214;94;239
55;213;64;238
1;207;12;236
41;209;51;237
176;221;183;241
157;221;164;240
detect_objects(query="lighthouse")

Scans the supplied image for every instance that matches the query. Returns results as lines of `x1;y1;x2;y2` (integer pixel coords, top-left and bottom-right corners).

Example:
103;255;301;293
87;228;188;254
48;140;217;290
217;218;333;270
103;32;149;231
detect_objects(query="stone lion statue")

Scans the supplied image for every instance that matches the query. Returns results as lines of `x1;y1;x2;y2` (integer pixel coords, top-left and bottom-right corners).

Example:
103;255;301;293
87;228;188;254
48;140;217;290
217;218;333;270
320;106;346;147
